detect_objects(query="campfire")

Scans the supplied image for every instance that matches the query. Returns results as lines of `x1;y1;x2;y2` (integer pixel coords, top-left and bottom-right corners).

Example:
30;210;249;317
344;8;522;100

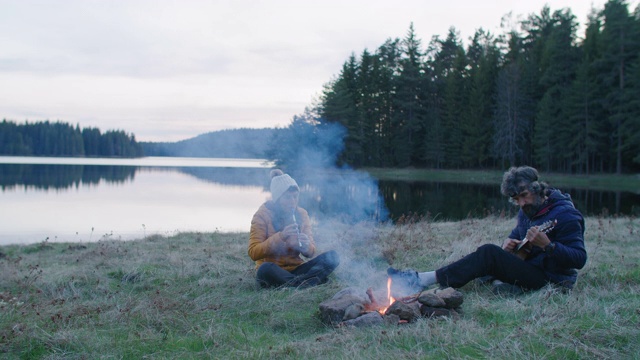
370;278;395;315
319;276;464;327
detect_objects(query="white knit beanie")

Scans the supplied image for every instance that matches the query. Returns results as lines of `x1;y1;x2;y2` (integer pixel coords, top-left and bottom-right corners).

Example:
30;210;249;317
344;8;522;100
270;169;299;201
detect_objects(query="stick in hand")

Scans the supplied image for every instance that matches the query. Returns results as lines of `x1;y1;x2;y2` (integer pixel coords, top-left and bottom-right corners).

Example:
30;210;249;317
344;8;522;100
292;210;302;248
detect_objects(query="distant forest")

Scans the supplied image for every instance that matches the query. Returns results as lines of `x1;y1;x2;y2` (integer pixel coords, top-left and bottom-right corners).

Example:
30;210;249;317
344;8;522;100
140;128;277;158
0;120;143;158
301;1;640;174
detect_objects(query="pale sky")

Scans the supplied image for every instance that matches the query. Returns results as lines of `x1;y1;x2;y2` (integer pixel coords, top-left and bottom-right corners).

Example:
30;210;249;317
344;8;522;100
1;0;637;142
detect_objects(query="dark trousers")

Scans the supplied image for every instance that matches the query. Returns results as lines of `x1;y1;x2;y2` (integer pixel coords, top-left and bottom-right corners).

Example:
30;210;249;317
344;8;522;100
256;250;340;288
435;244;548;290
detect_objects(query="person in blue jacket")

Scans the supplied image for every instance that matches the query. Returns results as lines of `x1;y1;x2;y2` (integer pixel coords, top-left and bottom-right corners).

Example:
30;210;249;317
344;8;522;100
388;166;587;296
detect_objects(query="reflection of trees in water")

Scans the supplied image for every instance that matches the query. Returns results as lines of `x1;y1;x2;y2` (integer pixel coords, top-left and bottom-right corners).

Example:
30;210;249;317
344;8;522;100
379;181;640;220
3;163;637;220
181;167;640;221
568;188;640;217
0;165;273;191
0;164;136;190
177;167;271;188
379;181;516;221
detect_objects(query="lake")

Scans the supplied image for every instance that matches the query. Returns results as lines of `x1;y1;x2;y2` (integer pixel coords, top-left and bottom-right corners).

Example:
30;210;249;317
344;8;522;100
0;157;275;245
1;156;638;245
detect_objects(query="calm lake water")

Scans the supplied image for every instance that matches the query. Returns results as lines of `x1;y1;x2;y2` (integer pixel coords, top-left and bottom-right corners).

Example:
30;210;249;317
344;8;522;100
1;156;638;245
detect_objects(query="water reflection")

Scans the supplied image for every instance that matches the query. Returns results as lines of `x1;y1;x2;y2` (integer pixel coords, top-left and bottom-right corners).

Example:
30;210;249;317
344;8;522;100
379;181;515;221
0;164;136;190
0;167;268;245
1;160;638;245
378;180;640;221
0;164;271;191
179;167;271;187
2;163;638;220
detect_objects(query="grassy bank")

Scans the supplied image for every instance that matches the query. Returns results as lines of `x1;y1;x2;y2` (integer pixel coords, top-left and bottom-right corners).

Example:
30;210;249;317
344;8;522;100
364;168;640;193
1;216;639;359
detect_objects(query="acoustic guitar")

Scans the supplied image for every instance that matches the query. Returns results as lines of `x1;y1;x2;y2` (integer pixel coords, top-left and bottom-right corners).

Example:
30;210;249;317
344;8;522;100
514;219;557;260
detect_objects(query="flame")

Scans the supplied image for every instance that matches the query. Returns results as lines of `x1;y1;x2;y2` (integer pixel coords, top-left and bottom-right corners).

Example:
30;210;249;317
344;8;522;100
387;277;396;306
378;277;396;314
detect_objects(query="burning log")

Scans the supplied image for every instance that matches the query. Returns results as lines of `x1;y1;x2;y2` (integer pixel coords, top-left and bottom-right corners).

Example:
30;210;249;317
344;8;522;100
393;293;420;304
320;285;464;327
364;287;384;311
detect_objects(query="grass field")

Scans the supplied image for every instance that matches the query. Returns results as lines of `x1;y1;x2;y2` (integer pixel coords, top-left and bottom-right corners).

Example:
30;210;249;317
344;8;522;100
1;215;638;359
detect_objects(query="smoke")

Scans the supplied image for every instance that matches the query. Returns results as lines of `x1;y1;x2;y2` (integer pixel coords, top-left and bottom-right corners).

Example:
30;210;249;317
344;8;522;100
269;115;391;289
269;115;388;223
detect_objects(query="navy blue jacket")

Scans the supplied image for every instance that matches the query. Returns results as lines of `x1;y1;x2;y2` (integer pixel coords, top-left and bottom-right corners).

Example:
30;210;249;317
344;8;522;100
508;189;587;288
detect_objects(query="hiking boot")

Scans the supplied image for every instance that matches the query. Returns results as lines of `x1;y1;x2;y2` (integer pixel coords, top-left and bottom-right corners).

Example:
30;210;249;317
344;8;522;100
387;267;423;297
492;282;525;296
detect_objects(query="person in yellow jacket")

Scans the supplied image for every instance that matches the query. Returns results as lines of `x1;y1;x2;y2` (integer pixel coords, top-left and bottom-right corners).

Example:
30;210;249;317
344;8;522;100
249;169;339;288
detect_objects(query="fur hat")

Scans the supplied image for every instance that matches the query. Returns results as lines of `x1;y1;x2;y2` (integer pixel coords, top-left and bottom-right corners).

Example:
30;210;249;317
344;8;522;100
270;169;299;201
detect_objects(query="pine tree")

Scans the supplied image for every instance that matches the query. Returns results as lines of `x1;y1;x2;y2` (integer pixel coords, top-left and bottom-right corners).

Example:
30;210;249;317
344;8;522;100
372;38;402;167
438;28;467;168
596;0;639;173
392;23;426;167
318;54;360;165
532;8;580;172
463;29;500;168
493;31;531;167
566;10;605;174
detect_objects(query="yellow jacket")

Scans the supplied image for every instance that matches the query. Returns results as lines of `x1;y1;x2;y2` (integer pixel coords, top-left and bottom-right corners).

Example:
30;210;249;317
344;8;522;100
248;202;316;271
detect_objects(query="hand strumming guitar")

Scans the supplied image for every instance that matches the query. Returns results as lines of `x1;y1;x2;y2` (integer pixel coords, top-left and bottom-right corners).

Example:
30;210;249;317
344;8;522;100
502;237;521;252
525;226;552;249
503;220;557;260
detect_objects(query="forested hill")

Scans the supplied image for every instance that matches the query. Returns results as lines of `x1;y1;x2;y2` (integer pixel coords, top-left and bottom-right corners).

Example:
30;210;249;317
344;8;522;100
0;120;143;158
312;2;640;174
140;128;277;158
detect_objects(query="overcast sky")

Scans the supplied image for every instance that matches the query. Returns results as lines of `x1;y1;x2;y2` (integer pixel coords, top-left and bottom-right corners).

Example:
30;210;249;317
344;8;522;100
1;0;638;142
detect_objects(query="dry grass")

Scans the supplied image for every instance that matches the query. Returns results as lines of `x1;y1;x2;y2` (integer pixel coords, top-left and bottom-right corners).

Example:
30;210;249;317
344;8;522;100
1;215;638;359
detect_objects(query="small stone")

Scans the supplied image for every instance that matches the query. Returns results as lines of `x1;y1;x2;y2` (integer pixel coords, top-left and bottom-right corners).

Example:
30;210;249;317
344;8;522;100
340;311;383;327
383;313;401;325
342;303;365;321
418;292;446;307
319;294;369;325
331;287;369;303
385;300;421;322
434;287;464;309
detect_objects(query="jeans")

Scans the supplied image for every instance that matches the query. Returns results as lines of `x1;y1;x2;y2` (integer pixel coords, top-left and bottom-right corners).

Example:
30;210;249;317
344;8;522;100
256;250;340;288
435;244;548;290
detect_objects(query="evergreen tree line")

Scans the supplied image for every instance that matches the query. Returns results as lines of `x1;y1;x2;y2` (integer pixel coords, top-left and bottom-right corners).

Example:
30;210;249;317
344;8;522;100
0;120;143;158
313;1;640;174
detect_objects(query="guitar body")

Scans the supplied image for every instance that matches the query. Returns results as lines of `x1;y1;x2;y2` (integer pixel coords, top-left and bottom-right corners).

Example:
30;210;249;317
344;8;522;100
514;242;533;260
